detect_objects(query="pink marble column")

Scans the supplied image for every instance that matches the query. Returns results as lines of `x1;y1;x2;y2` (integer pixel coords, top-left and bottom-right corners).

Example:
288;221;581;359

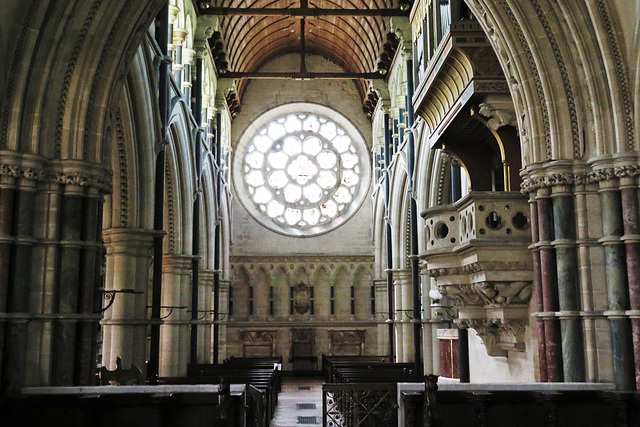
620;177;640;390
530;193;547;381
537;190;563;382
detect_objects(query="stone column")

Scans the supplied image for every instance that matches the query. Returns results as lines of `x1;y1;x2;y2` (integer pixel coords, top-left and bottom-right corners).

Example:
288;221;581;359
182;47;196;105
552;185;585;382
393;269;413;363
529;192;547;381
218;278;230;362
101;228;155;374
197;269;215;363
160;254;192;376
536;188;563;382
599;179;635;390
172;29;187;86
619;175;640;390
373;279;389;356
574;182;599;381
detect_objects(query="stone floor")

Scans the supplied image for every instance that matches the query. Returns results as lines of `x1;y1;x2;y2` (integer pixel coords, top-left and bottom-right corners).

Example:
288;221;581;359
270;376;323;426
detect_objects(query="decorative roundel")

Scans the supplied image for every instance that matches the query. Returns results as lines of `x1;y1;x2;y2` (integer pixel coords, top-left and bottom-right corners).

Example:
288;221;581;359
238;110;368;236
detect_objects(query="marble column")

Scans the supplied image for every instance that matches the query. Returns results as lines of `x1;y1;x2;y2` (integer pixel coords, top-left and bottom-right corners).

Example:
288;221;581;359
529;192;547;381
619;176;640;390
599;180;635;390
2;182;35;392
0;183;14;390
537;188;563;382
51;186;84;386
552;186;585;382
159;254;192;377
75;189;103;385
101;228;155;374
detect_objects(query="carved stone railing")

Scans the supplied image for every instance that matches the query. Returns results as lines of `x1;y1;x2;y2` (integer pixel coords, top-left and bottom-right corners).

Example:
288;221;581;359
420;191;533;357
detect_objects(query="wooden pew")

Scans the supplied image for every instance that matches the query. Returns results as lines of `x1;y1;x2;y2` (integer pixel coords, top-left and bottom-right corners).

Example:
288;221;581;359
163;357;283;426
321;355;390;383
4;385;241;427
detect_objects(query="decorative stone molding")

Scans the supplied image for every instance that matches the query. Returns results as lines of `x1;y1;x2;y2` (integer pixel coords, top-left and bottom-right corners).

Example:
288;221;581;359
469;0;551;160
54;0;104;159
0;153;112;193
230;255;374;265
528;0;581;159
521;165;640;193
426;261;528;278
83;0;132;161
594;0;634;150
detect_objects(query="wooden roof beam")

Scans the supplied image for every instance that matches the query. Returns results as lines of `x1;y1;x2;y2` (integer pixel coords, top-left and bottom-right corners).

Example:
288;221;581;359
219;71;385;79
199;7;410;17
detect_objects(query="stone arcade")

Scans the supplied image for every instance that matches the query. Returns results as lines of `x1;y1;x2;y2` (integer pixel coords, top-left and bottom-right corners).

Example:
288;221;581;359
0;0;640;424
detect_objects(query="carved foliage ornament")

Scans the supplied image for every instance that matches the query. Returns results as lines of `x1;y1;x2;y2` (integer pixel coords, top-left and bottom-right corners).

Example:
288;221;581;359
425;261;527;278
439;281;532;307
520;165;640;192
0;162;112;193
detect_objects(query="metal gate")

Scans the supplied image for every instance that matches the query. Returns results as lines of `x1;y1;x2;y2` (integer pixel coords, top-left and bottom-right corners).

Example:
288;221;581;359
323;383;397;427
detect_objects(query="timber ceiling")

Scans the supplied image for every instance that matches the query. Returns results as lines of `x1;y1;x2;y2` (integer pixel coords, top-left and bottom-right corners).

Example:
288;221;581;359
199;0;405;102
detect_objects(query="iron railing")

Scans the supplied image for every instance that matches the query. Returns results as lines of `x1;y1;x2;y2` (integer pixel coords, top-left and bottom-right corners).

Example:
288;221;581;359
323;383;398;427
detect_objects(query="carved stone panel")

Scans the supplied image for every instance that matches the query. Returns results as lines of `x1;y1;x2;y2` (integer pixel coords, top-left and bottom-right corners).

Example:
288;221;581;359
329;330;365;356
241;330;275;357
293;282;311;315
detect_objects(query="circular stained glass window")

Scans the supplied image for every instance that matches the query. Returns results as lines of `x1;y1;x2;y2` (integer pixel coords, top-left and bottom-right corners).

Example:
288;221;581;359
237;107;369;236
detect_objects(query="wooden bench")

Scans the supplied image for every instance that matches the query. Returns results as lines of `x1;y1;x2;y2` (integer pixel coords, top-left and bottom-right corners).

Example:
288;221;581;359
321;355;390;383
163;357;283;427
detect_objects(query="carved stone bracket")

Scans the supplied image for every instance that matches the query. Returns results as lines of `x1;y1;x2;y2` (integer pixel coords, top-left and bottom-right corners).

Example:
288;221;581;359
437;280;532;356
456;316;528;357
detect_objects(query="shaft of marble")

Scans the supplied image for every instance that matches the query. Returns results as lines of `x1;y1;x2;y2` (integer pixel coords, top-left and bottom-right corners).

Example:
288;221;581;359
3;188;35;392
552;191;585;382
537;191;563;381
529;194;548;382
620;179;640;390
600;186;635;390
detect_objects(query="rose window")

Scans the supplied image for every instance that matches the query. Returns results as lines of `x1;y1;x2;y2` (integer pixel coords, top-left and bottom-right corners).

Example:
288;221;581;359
242;113;363;232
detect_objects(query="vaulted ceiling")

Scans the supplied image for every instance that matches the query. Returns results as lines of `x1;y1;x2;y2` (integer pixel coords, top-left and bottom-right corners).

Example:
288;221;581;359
199;0;406;101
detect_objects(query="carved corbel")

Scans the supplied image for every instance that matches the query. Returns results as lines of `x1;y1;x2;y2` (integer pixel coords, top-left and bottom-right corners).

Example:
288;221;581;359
473;103;517;131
